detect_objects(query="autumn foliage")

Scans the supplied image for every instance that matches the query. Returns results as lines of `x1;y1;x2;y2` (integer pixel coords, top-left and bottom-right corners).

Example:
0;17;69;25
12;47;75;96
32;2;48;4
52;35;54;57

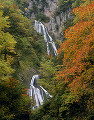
57;0;94;109
0;77;31;120
32;1;94;120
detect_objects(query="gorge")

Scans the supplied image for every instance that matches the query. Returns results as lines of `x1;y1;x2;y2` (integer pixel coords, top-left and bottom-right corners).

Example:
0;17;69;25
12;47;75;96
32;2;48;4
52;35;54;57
0;0;93;119
29;20;57;108
27;0;72;111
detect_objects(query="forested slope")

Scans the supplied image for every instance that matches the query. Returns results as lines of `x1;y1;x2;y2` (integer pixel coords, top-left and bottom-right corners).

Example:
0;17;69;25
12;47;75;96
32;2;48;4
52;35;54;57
0;0;94;120
0;0;46;119
31;0;94;120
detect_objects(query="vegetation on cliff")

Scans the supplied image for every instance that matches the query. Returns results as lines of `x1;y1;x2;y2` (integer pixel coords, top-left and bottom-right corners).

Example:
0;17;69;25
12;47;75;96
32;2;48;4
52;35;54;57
0;0;94;120
0;0;46;119
31;0;94;120
28;0;50;23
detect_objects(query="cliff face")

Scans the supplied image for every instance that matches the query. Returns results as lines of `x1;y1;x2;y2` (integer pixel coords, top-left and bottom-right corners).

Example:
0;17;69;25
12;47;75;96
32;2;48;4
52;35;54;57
27;0;72;41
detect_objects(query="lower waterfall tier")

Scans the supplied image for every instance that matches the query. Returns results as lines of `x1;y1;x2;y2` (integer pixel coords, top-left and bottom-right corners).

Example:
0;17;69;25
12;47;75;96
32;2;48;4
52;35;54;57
28;75;52;109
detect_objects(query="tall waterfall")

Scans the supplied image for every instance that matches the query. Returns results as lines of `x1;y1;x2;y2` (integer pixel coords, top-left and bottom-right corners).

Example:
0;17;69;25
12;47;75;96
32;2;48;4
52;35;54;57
34;20;57;56
29;20;57;108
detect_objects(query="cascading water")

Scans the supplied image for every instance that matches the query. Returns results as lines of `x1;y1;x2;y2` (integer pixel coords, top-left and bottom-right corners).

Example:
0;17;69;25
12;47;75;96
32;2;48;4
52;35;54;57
28;75;52;108
34;20;57;56
29;20;57;108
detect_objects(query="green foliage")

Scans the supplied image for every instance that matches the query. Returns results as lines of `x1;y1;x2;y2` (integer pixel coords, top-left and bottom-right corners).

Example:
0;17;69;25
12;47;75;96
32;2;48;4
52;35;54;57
56;0;73;15
36;13;50;23
64;18;74;29
72;0;83;8
1;0;94;120
14;0;29;12
39;57;57;94
0;78;31;120
29;0;48;20
0;59;15;81
0;10;16;81
0;0;47;119
0;1;35;119
30;1;94;120
0;0;46;84
56;0;86;15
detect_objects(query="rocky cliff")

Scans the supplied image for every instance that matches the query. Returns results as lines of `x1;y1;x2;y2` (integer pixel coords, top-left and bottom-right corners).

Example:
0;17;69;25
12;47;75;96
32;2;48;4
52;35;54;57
27;0;72;42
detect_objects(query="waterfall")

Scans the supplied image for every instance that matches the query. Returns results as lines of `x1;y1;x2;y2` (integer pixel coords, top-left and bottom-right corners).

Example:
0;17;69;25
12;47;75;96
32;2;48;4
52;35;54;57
28;75;52;109
29;20;57;108
34;20;57;56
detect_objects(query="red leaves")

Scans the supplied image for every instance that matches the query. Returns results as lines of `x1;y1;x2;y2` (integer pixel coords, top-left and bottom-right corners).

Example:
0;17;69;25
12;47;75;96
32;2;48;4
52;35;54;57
56;1;94;101
73;1;94;21
6;78;28;96
6;78;18;88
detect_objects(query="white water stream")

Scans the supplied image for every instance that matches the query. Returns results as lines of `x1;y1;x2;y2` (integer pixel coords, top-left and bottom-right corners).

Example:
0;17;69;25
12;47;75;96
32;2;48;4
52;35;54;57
35;20;57;56
28;75;52;108
29;20;57;108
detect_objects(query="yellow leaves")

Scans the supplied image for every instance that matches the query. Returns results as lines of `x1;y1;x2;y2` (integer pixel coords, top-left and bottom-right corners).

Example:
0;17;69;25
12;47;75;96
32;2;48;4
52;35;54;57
6;55;14;65
0;1;5;9
0;10;17;65
0;10;16;52
0;31;16;64
64;92;78;104
0;59;15;81
24;7;27;11
0;11;9;30
0;9;16;81
3;32;16;50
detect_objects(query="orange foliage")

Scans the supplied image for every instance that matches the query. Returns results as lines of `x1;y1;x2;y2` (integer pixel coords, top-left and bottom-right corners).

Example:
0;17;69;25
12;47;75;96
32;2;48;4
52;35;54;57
57;1;94;100
6;78;28;96
73;1;94;21
6;78;19;88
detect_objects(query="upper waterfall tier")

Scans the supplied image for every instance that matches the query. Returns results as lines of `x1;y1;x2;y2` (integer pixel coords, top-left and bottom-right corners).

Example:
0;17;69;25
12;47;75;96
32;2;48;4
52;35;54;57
34;20;57;56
